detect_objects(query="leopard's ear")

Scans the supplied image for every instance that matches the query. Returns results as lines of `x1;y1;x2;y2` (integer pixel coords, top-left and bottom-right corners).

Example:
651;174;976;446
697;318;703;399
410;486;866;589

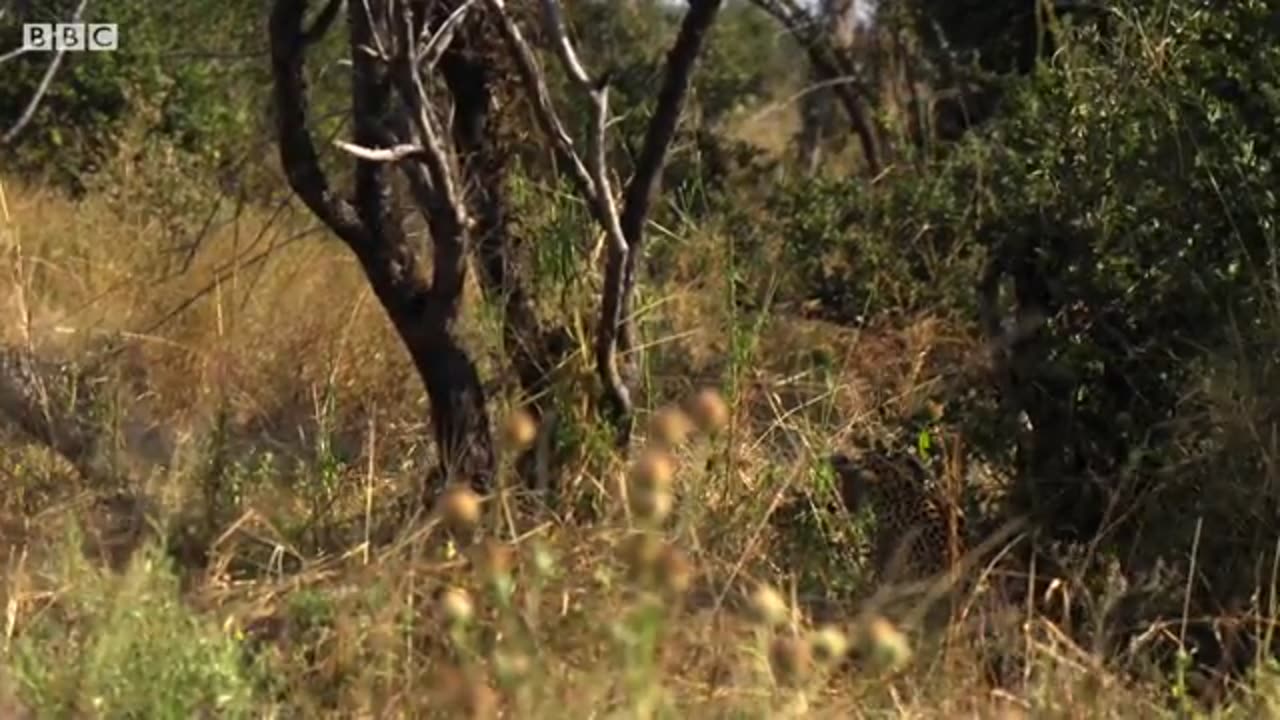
828;452;854;471
829;452;880;483
828;453;867;512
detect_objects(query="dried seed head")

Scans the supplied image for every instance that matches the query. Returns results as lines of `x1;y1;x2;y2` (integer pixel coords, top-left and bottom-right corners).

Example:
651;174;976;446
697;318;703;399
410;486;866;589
493;647;532;684
747;583;789;627
769;635;812;686
621;531;665;586
629;487;674;525
629;449;676;495
859;615;912;672
435;667;498;720
439;587;475;625
471;538;516;582
655;543;694;596
529;540;557;578
649;406;693;447
439;484;482;533
809;625;850;666
686;387;729;433
501;408;538;452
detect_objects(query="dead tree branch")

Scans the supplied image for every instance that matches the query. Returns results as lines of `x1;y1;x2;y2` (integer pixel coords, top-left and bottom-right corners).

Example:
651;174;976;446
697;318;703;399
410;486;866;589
434;5;573;492
491;0;722;445
333;140;427;162
748;0;884;174
269;0;495;497
489;3;597;210
2;0;91;145
416;0;477;65
490;0;631;435
616;0;724;361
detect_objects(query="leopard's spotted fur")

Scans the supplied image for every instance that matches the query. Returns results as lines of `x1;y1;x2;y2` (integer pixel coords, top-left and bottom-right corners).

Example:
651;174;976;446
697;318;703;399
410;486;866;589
829;449;966;586
0;346;105;471
0;340;166;484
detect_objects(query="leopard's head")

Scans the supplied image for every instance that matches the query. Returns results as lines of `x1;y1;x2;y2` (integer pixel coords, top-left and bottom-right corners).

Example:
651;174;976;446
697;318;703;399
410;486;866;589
828;451;880;514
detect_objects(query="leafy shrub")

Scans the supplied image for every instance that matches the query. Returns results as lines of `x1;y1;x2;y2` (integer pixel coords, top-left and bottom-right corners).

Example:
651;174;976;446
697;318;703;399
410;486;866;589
0;0;269;193
757;1;1280;605
9;540;259;718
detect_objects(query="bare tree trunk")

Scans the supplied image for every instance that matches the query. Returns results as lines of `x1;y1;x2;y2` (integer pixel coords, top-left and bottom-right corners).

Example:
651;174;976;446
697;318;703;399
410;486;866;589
613;0;724;442
269;0;495;497
494;0;723;448
751;0;884;175
437;10;571;487
796;0;857;175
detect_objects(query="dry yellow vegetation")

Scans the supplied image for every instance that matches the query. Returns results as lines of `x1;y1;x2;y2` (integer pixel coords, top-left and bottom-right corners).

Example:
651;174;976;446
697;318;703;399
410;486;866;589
1;171;1276;719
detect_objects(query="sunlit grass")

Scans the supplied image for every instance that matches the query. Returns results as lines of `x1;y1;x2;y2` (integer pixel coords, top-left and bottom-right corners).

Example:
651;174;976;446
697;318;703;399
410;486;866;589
1;160;1278;720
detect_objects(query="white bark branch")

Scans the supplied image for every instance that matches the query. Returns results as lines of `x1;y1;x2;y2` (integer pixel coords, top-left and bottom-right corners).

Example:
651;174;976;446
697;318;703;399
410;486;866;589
537;0;592;86
391;2;468;232
333;140;427;162
2;0;91;145
488;0;597;206
417;0;479;67
488;0;635;427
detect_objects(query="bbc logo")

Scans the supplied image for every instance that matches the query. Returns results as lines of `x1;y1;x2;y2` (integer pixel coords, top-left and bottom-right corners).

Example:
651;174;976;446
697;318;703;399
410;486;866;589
22;24;119;52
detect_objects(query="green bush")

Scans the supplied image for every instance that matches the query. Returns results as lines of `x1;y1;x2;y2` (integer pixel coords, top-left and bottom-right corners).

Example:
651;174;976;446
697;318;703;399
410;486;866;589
757;1;1280;598
8;540;259;718
1;0;268;192
972;2;1279;547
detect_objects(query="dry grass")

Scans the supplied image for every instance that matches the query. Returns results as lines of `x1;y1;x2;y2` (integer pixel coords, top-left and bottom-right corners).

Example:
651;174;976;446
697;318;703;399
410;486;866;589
0;174;1276;719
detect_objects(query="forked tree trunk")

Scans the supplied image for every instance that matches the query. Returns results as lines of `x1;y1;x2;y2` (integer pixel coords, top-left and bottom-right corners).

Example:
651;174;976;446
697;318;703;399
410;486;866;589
437;13;572;488
750;0;884;175
270;0;495;496
492;0;724;450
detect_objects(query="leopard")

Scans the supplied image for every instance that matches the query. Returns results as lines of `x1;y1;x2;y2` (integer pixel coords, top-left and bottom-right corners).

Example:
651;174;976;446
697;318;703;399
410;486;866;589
0;339;176;571
0;344;105;475
828;448;967;589
0;338;172;486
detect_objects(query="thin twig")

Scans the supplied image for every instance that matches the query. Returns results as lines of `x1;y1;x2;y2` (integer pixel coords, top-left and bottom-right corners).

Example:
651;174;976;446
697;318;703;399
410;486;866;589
0;45;29;65
488;0;597;208
2;0;91;145
417;0;479;67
